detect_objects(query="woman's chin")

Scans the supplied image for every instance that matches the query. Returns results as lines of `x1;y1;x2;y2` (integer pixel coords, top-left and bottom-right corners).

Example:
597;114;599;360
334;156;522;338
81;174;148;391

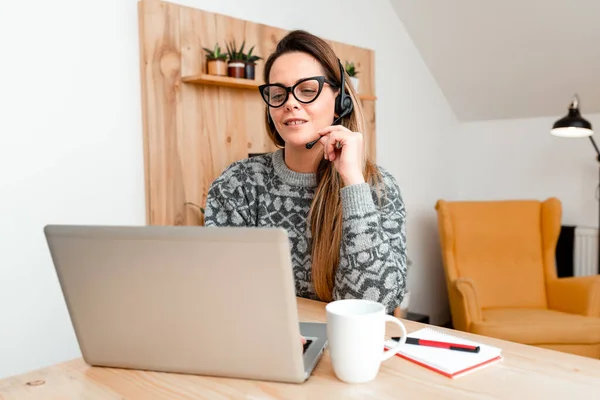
280;129;318;148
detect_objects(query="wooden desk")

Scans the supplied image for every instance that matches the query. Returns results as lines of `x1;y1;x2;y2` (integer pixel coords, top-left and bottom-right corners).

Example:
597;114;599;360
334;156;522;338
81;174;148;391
1;298;599;399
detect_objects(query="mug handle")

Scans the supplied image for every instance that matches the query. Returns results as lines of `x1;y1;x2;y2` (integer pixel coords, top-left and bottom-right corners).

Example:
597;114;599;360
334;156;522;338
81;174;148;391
381;315;407;361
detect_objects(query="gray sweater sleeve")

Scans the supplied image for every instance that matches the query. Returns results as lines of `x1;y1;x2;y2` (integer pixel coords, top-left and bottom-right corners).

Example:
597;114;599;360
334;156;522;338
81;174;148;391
203;163;255;227
333;173;408;314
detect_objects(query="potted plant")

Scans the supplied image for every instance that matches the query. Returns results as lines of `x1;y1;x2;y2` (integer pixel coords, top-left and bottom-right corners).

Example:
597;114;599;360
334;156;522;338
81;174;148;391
226;40;246;79
345;61;359;92
243;45;262;80
202;43;228;76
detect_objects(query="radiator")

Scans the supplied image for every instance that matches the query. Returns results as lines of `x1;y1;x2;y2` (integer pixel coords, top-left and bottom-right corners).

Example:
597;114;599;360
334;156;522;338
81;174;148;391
574;227;599;276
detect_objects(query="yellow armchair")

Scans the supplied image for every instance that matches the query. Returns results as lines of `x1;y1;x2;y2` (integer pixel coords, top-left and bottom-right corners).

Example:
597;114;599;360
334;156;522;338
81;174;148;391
435;197;600;358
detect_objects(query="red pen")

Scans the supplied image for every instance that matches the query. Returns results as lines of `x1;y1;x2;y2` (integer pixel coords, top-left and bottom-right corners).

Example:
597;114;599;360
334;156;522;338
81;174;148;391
391;337;480;353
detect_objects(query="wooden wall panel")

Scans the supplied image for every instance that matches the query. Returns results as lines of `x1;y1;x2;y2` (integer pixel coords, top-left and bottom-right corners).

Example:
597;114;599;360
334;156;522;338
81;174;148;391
362;100;377;162
138;0;377;226
138;0;185;225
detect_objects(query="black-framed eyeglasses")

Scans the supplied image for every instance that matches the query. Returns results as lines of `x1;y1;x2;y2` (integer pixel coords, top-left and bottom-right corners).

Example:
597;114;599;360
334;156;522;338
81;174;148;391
258;76;337;108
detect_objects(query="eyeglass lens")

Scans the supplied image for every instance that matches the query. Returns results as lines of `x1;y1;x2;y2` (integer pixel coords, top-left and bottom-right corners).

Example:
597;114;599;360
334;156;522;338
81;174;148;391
262;79;321;107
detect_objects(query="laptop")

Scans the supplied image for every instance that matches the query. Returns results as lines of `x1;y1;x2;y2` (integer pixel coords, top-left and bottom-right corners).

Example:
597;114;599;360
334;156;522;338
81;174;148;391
43;224;328;383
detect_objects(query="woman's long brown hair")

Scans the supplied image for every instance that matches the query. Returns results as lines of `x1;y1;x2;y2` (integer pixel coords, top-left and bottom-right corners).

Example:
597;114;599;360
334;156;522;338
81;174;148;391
263;30;381;302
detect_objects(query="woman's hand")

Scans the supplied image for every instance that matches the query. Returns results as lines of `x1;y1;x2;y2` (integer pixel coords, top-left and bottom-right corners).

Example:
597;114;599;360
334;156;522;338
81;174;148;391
318;125;365;186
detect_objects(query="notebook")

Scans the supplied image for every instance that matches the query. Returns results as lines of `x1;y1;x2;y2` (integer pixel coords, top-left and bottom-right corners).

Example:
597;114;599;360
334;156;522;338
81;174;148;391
384;328;503;379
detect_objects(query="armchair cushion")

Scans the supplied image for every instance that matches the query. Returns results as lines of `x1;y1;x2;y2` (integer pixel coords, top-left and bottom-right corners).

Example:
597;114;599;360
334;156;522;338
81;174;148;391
471;308;600;345
547;276;600;317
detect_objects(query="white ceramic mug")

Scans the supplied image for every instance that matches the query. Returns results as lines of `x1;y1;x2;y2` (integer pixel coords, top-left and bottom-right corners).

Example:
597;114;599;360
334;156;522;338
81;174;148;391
326;299;407;384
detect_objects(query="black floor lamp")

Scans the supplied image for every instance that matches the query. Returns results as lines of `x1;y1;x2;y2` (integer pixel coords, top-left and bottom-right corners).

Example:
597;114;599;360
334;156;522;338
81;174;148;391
550;94;598;274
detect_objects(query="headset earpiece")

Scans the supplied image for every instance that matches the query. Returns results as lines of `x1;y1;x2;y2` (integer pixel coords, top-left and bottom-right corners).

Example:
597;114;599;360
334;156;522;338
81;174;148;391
334;59;353;123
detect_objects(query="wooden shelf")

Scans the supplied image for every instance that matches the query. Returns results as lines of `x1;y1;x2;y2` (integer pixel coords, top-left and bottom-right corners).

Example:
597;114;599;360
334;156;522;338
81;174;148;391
182;73;262;89
181;73;377;100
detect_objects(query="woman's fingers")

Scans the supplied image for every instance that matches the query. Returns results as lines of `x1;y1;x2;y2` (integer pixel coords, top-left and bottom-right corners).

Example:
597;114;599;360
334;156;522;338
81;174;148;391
318;126;348;161
319;131;340;161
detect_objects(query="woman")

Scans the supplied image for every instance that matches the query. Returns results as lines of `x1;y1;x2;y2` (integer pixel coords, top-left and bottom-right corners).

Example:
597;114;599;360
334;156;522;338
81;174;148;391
204;30;407;315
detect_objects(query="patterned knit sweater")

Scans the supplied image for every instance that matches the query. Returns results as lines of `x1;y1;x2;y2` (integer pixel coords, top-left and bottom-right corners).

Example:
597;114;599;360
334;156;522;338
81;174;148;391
204;149;407;313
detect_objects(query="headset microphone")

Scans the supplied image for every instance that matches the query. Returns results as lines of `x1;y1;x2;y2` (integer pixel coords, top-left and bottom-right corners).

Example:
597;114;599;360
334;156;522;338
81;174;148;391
305;59;354;150
305;109;350;149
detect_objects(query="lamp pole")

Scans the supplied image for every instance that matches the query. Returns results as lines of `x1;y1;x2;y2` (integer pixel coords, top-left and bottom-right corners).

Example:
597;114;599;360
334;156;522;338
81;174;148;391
551;94;597;275
587;136;600;274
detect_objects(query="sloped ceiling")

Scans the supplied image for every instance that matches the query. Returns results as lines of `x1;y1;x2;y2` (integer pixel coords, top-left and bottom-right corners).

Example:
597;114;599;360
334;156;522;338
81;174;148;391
390;0;600;122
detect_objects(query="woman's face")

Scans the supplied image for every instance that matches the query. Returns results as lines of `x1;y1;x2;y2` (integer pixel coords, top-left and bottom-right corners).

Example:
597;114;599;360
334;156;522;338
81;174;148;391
267;52;338;150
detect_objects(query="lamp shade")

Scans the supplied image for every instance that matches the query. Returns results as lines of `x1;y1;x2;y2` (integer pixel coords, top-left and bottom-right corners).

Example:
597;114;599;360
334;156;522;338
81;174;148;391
550;95;594;138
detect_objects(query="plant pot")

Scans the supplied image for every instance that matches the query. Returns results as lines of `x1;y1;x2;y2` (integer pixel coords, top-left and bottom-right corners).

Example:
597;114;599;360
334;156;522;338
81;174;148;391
245;62;256;80
350;76;360;92
227;61;246;78
206;59;227;76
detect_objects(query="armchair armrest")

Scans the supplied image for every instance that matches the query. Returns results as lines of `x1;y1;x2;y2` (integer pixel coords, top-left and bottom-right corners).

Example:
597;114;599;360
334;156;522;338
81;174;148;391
449;277;483;331
547;276;600;317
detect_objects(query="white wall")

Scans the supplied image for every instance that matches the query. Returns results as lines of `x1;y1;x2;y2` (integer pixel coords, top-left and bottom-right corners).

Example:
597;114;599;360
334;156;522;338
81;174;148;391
0;0;147;380
0;0;457;379
456;113;600;227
